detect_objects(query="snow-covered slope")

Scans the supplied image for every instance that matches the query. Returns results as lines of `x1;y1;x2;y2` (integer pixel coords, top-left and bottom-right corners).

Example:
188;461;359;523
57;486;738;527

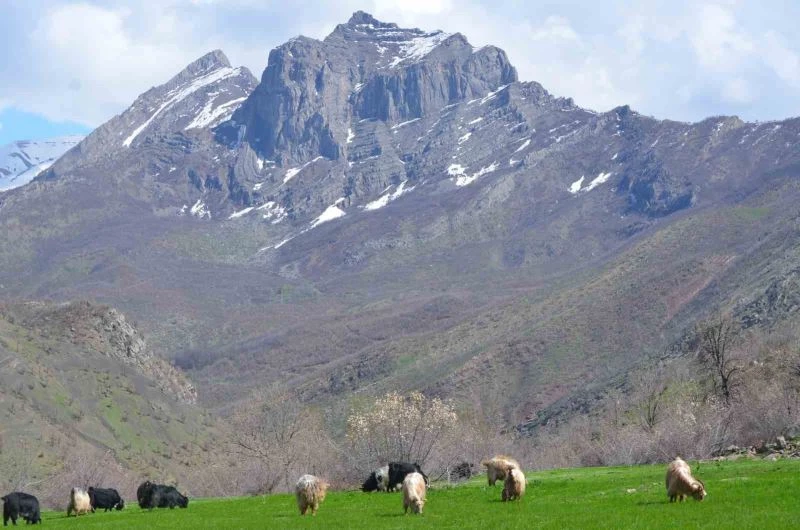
0;135;83;191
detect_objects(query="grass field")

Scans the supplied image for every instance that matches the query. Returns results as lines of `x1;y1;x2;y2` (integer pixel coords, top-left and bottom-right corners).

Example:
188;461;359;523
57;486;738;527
32;459;800;529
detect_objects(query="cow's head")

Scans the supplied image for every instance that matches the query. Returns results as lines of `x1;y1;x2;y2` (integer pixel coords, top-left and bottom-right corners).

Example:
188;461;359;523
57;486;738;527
361;472;379;492
116;499;125;511
691;480;706;501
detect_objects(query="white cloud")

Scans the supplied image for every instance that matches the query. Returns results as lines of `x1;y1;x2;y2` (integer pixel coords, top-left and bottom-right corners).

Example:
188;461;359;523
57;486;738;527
1;0;799;131
688;4;754;72
530;16;581;42
26;3;195;124
722;77;754;104
373;0;453;15
762;31;800;87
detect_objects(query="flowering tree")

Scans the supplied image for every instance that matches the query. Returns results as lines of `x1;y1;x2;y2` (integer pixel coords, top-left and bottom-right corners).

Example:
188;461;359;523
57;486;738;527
346;392;458;473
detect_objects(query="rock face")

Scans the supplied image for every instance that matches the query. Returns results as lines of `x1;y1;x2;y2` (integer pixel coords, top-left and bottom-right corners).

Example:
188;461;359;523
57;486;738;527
225;11;516;166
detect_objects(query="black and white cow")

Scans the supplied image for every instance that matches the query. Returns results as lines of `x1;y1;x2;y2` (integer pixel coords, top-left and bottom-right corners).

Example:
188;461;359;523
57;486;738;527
88;487;124;512
361;465;389;492
388;462;429;492
2;492;41;526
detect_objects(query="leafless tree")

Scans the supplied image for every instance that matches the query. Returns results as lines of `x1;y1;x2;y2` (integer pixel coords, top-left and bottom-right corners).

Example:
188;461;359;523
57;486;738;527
697;316;743;405
631;360;669;431
228;387;330;493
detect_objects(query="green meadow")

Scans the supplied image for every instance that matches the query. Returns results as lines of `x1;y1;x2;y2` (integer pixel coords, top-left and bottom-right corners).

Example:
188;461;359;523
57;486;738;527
34;459;800;529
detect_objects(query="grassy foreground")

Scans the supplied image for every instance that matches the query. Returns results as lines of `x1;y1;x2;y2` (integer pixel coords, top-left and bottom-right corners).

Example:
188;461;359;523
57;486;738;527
36;459;800;529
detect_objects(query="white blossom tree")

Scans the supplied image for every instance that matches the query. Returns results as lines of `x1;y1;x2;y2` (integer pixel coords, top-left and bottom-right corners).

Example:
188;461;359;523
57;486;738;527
346;391;458;474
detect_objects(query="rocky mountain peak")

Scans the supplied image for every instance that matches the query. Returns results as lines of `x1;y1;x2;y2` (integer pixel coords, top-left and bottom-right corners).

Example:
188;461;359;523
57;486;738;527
187;49;232;72
229;12;517;169
346;10;388;27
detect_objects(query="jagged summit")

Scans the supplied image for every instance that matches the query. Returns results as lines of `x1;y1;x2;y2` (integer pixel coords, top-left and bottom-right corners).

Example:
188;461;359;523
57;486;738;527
181;49;233;77
228;12;517;167
345;10;395;27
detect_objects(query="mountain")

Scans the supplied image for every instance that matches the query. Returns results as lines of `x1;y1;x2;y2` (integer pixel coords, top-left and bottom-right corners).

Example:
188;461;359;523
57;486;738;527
1;10;800;439
0;136;83;191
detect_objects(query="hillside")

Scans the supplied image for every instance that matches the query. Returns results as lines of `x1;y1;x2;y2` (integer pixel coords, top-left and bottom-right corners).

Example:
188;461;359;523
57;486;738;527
0;301;220;494
0;10;799;435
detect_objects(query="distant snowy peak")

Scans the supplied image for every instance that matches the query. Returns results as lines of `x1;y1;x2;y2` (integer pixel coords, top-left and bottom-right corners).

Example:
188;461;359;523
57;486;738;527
0;136;83;191
120;50;257;148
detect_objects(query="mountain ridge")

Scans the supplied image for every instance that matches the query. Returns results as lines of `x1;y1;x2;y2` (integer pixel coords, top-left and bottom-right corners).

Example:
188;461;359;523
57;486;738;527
0;10;799;437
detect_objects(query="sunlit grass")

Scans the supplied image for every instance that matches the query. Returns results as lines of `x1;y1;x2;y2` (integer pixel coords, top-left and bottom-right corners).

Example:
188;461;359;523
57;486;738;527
33;459;800;529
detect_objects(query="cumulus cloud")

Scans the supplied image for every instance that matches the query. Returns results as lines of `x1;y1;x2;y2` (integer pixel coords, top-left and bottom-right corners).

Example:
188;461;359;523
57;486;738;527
1;0;799;130
689;4;754;73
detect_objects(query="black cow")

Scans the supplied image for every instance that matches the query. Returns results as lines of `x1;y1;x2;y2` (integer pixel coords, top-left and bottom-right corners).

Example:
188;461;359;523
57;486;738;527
88;487;124;512
451;461;475;481
2;492;41;526
387;462;429;492
136;481;153;509
138;483;188;510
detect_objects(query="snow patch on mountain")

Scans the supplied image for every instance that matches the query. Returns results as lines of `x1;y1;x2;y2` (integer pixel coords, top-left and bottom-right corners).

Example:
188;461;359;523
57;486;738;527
283;156;324;183
123;66;244;147
388;31;452;68
311;203;346;228
569;172;612;194
228;206;254;219
257;201;287;224
584;171;613;192
185;96;247;130
569;176;585;194
0;136;83;191
364;180;415;211
187;199;211;219
514;139;531;153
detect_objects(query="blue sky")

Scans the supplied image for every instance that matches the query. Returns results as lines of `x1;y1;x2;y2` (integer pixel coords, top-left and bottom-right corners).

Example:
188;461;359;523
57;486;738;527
2;0;799;144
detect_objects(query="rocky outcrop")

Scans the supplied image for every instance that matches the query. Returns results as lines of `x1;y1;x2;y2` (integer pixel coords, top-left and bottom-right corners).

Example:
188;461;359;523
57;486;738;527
8;301;197;404
712;436;800;461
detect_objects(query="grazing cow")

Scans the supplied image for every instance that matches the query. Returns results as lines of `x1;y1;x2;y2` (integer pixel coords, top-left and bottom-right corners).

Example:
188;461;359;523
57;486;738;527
88;487;124;512
666;457;706;502
501;466;526;501
361;465;389;492
402;472;426;515
451;461;474;481
2;492;41;526
67;487;92;517
138;483;188;509
295;474;329;516
136;481;153;508
481;455;520;486
388;462;429;492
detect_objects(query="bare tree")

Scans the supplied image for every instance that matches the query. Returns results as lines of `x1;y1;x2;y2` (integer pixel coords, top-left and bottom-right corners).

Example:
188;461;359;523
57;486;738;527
631;360;669;432
697;316;743;405
228;387;329;493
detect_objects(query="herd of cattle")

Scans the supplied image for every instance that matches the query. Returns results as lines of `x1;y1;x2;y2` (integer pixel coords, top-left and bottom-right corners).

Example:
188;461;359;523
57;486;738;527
1;481;187;525
1;456;706;524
